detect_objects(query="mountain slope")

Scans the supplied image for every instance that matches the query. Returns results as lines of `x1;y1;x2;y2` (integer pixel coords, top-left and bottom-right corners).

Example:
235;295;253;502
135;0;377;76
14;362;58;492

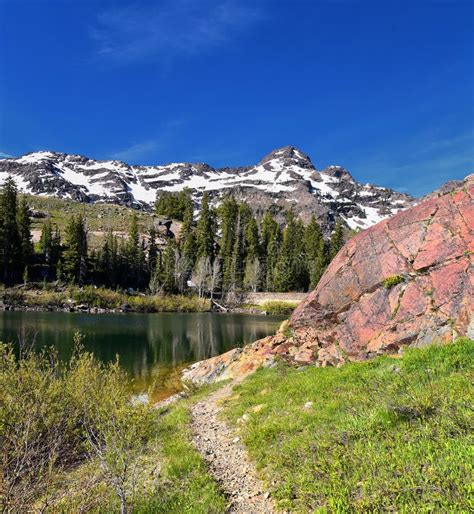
0;146;414;231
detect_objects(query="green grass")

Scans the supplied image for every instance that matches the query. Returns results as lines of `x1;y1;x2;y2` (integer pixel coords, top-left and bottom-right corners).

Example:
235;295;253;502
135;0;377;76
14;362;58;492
136;395;226;513
258;300;300;315
223;339;474;512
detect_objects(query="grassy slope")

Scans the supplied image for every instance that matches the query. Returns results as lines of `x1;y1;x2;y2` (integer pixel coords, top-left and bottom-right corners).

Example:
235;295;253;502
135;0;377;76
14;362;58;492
24;195;157;249
223;339;474;512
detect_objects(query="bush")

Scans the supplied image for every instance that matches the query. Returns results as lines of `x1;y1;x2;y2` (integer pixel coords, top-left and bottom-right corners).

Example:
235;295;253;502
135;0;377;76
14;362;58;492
1;289;25;307
0;339;157;512
69;286;123;309
25;290;68;308
127;294;210;313
259;300;299;315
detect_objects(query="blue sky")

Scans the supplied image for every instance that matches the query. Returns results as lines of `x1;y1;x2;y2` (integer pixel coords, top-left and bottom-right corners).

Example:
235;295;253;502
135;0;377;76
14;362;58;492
0;0;472;196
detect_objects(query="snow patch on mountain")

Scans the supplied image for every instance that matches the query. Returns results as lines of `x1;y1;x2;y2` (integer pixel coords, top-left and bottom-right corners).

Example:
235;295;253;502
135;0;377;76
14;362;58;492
0;146;414;233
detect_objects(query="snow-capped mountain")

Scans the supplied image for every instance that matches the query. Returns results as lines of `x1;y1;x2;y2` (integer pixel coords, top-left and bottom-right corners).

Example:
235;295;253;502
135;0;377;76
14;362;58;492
0;146;414;232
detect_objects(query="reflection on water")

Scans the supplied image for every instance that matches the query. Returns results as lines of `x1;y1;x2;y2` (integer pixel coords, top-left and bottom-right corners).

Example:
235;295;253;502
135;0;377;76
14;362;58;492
0;311;284;401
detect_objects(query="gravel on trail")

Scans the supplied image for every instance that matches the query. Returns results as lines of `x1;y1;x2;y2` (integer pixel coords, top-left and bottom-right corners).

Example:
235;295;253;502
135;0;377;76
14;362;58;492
190;383;275;513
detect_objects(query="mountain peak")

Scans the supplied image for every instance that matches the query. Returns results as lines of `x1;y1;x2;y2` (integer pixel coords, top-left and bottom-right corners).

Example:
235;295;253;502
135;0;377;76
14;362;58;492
259;146;313;168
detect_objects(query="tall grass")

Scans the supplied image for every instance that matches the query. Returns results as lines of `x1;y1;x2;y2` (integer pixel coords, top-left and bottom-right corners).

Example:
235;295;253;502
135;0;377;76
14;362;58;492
258;300;300;315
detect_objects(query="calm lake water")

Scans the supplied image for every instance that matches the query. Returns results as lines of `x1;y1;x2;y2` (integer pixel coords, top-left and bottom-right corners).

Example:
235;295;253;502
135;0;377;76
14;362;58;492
0;311;284;401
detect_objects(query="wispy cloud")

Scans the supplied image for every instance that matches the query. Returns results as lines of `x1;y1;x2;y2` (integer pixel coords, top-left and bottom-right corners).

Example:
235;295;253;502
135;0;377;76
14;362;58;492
353;129;474;196
91;0;263;63
0;151;12;159
110;140;163;162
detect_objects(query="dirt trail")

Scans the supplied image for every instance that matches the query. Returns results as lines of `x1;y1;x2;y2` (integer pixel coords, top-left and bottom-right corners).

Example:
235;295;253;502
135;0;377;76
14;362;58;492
190;383;275;513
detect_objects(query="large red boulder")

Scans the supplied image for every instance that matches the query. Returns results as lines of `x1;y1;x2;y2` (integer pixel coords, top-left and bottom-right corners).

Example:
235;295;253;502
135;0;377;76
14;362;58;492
289;175;473;365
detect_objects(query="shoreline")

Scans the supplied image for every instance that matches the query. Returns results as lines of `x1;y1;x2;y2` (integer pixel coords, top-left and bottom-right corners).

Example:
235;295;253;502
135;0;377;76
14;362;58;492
0;287;303;315
0;303;276;315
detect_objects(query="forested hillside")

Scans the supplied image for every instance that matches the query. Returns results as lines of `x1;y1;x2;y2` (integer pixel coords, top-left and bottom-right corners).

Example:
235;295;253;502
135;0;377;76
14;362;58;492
0;179;346;296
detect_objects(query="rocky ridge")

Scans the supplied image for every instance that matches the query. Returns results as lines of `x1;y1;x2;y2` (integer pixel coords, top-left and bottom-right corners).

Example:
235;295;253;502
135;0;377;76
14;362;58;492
0;146;413;232
183;175;473;385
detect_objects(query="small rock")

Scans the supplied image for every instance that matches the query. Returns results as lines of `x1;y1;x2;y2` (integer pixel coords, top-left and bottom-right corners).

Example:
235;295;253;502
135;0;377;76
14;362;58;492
232;437;240;443
252;404;265;413
303;401;313;410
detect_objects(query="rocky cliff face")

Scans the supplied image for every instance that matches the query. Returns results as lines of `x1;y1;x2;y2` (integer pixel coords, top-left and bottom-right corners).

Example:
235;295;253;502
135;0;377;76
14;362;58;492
183;175;473;385
0;146;413;232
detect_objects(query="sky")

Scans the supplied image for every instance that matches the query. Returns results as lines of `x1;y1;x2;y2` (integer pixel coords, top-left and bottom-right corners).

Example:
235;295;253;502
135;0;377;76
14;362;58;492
0;0;473;196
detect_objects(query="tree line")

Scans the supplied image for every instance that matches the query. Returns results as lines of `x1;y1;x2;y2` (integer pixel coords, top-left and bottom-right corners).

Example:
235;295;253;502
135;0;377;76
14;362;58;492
0;180;345;295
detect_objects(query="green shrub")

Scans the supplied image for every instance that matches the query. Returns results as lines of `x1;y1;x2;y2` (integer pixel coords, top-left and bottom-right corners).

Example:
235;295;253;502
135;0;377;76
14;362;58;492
25;290;68;308
127;294;210;313
69;286;123;309
1;289;25;307
382;275;405;289
259;300;299;315
0;340;157;512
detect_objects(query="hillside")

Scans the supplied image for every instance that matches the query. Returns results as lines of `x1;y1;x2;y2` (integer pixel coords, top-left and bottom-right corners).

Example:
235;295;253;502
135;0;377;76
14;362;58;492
0;146;414;233
25;195;159;248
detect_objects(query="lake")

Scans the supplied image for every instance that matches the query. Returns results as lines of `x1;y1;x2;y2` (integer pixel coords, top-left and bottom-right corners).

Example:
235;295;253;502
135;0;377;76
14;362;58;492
0;311;284;402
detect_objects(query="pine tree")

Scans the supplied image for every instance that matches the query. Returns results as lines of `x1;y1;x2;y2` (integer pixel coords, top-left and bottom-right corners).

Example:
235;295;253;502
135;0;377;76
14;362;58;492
243;212;261;291
273;210;307;291
149;250;163;294
329;218;345;260
0;177;20;284
127;213;139;271
244;214;260;261
229;208;245;291
180;197;196;272
218;195;238;290
260;211;281;291
17;196;33;274
195;192;215;263
155;188;193;221
293;217;308;290
62;215;88;284
147;225;158;273
304;216;328;289
162;238;177;293
39;219;62;279
97;229;120;287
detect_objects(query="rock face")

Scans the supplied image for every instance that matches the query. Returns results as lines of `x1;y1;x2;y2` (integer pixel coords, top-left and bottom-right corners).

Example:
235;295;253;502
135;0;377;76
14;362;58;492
289;175;473;365
183;175;473;384
0;146;413;233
